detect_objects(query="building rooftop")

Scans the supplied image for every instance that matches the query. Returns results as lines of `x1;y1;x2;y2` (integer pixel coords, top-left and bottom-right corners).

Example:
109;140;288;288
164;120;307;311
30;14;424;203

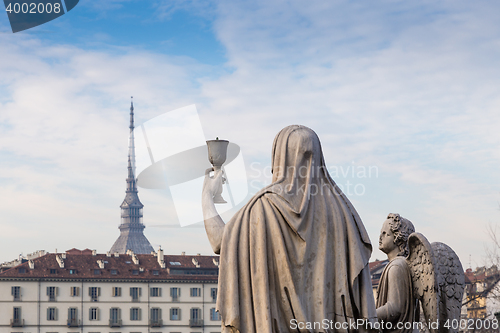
0;249;219;282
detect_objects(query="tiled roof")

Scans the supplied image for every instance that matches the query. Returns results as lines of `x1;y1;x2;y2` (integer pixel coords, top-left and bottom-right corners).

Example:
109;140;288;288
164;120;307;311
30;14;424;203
0;250;219;282
369;259;388;272
465;270;486;282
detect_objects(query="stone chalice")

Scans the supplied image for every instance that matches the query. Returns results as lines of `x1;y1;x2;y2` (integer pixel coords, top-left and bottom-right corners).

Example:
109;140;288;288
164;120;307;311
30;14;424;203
206;138;229;204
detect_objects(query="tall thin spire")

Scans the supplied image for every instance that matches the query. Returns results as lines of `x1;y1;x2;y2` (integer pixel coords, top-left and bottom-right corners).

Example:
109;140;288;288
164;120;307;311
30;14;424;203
128;96;136;178
110;98;154;255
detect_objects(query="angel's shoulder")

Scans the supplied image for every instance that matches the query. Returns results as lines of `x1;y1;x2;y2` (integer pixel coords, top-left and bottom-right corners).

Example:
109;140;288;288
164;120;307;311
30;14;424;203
386;257;410;274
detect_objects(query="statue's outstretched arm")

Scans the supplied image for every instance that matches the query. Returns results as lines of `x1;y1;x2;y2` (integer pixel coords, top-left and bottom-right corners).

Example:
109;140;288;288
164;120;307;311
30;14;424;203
202;168;225;254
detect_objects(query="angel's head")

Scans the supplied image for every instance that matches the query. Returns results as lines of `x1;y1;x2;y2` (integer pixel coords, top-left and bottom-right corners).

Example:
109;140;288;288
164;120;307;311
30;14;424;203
379;213;415;258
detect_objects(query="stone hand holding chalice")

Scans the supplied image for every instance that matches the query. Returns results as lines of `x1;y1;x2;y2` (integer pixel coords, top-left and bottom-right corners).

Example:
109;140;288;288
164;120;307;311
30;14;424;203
206;138;229;204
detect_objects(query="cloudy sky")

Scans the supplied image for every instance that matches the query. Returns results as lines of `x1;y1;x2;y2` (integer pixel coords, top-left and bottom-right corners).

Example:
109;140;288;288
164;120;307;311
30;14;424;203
0;0;499;268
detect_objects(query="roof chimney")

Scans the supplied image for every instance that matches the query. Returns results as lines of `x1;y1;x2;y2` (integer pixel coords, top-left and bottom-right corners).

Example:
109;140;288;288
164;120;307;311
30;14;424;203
28;260;34;269
56;255;64;268
157;247;165;269
97;260;105;269
92;250;97;256
192;258;200;268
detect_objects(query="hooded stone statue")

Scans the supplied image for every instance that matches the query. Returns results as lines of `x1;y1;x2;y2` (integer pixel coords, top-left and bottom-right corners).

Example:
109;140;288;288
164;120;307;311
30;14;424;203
202;125;377;333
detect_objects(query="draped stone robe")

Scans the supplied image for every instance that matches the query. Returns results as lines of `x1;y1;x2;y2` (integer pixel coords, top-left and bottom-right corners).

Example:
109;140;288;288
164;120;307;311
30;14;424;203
216;125;377;333
376;257;417;333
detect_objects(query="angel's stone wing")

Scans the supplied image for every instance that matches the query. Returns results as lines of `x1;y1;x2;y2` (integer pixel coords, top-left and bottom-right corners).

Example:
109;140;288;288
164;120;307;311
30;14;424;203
406;232;440;333
431;242;465;333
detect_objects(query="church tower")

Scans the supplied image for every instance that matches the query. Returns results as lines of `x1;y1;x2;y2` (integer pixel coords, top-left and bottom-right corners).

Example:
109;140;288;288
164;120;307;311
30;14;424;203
110;98;154;254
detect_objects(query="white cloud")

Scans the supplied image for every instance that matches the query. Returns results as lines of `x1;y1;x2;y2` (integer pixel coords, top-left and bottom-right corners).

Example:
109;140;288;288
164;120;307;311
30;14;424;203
0;33;212;262
198;0;500;265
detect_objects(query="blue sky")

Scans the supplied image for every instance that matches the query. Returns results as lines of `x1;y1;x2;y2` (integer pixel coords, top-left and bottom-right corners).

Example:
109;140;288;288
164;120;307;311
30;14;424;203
0;0;499;267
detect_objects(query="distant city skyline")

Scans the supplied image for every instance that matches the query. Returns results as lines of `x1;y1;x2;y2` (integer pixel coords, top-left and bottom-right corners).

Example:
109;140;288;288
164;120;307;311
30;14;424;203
1;1;499;268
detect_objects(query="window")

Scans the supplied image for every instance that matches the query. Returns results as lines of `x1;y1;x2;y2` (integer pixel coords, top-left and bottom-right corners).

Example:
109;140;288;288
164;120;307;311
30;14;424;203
47;307;58;320
110;308;121;324
13;307;21;320
68;307;78;319
111;269;118;275
11;286;21;301
151;308;162;322
93;269;100;275
68;307;78;326
132;269;139;275
170;287;181;301
152;270;159;275
211;288;217;302
190;308;202;326
190;288;201;297
50;269;57;274
18;267;26;273
47;286;58;301
89;287;101;301
170;308;181;320
150;287;161;297
130;287;141;301
191;308;201;320
70;286;79;296
210;308;221;321
69;269;77;274
130;308;141;320
112;287;122;297
89;307;99;320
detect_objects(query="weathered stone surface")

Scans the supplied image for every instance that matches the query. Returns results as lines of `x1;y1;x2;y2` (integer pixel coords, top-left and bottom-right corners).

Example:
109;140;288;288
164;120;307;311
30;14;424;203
376;213;465;333
202;125;377;333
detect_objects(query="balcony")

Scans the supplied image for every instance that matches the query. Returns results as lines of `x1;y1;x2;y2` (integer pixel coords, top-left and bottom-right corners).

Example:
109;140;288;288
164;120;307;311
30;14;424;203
67;319;80;327
109;319;122;327
172;296;179;302
150;319;163;327
10;319;24;327
189;319;204;327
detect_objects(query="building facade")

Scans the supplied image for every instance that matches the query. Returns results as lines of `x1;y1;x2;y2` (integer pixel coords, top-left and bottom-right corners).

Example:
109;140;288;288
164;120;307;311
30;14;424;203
0;248;221;333
464;266;500;320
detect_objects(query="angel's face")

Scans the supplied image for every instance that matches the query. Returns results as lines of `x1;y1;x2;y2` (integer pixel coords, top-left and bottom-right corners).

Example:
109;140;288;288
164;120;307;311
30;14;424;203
379;219;397;254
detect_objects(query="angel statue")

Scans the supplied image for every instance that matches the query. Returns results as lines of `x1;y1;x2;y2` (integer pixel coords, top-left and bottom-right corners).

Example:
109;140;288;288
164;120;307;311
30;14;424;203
376;213;465;333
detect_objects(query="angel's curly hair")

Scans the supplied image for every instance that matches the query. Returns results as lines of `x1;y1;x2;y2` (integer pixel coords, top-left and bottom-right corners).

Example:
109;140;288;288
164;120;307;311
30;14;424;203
387;213;415;257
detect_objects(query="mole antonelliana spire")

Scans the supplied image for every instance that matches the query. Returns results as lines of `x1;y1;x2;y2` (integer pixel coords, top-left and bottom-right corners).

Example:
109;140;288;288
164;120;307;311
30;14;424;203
110;98;154;254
